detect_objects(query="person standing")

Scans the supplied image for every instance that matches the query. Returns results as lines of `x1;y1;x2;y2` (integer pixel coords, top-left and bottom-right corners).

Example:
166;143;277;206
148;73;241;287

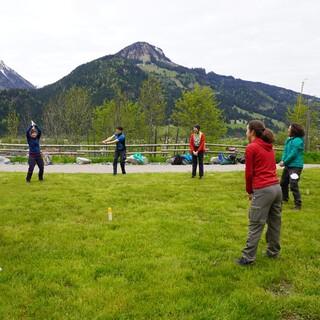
279;123;305;210
189;125;206;179
102;126;126;175
26;120;44;182
237;120;282;266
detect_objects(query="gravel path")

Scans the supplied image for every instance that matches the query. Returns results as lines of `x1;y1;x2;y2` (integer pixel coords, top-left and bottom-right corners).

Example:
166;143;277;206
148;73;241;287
1;163;320;174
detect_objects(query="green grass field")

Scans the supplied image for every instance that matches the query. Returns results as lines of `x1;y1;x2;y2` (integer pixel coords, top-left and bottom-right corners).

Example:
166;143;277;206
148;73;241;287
0;170;320;320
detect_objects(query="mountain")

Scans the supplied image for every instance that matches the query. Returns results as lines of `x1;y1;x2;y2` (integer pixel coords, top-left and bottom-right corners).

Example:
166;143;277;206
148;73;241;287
0;42;319;135
39;42;318;129
0;60;35;90
116;42;178;67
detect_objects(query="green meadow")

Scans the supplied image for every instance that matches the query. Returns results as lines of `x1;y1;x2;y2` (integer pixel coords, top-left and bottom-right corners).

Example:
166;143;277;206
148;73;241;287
0;170;319;319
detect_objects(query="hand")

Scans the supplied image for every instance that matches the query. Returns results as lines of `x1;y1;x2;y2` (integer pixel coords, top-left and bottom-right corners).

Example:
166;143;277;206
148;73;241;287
248;194;253;201
279;161;284;167
31;120;36;126
102;140;107;144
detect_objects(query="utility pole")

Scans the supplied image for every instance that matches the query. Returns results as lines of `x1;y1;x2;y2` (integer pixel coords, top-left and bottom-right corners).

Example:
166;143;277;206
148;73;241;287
298;80;305;109
305;99;312;152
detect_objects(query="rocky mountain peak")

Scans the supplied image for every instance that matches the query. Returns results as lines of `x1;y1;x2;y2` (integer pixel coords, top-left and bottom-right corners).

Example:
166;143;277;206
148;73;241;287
115;42;175;65
0;60;35;90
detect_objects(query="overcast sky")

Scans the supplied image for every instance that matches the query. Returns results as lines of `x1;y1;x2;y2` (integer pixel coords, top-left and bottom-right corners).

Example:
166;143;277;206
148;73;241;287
1;0;319;96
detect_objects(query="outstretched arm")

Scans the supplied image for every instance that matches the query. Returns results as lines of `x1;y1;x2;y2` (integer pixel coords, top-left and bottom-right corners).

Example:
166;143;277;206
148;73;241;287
102;135;117;144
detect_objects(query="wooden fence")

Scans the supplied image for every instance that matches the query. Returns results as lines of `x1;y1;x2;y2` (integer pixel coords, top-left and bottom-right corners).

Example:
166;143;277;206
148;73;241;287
0;142;283;158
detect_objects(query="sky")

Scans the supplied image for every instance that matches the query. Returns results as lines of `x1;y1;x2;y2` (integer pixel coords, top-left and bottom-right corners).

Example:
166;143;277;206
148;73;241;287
1;0;319;96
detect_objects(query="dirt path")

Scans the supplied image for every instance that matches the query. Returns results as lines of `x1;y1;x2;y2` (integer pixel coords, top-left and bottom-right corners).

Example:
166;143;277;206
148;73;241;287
1;163;320;174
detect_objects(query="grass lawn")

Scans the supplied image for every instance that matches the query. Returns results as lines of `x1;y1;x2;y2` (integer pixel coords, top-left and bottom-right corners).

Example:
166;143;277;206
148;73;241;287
0;170;320;320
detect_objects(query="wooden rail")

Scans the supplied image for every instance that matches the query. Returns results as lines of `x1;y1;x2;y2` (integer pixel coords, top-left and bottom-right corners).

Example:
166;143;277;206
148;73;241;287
0;142;283;157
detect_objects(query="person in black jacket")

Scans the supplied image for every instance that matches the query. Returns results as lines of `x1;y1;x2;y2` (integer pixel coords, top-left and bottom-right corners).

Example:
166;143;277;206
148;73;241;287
26;121;44;182
102;126;126;175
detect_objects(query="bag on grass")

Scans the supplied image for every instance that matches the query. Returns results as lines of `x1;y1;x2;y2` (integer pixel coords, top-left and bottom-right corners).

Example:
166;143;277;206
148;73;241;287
76;157;92;165
172;155;184;165
182;154;192;164
127;153;148;165
218;153;237;165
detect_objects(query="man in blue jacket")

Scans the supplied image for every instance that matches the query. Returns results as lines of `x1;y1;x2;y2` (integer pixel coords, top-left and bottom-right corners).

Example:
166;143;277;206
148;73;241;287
102;127;126;175
280;123;305;210
26;121;44;182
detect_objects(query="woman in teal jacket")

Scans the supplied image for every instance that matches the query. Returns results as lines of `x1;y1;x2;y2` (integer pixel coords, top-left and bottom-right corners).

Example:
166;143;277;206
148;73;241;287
280;123;305;210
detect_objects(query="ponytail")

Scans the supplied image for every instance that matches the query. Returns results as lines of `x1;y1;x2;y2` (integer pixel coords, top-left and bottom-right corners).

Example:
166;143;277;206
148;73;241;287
248;120;274;144
261;128;275;144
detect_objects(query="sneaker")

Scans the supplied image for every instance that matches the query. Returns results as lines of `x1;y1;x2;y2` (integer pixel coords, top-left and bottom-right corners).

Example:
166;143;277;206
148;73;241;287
236;257;254;266
266;252;279;259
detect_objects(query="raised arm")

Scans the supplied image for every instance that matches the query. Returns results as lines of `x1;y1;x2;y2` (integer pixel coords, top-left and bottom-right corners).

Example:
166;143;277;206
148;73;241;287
35;125;41;139
26;125;33;139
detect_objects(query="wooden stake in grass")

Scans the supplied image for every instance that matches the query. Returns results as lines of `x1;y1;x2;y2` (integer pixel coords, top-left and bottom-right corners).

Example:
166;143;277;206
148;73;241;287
107;207;113;221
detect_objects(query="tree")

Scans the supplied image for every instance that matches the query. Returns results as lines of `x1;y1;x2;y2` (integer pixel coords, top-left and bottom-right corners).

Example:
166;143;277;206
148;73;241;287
43;94;66;142
42;87;92;142
138;77;166;144
287;95;308;126
64;87;92;142
6;108;19;139
120;101;146;142
171;84;227;140
287;96;320;151
93;93;146;143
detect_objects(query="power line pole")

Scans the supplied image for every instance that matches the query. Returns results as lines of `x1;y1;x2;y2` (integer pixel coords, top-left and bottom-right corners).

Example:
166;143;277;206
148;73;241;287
305;99;312;152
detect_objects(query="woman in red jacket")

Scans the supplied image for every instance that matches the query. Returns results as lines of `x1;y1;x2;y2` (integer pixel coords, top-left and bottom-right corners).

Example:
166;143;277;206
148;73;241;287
237;120;282;266
189;125;206;178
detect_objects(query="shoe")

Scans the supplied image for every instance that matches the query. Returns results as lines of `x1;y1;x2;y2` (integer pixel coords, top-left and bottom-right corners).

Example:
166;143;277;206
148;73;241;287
199;176;203;179
293;206;301;211
236;257;254;266
191;175;195;178
26;180;30;183
266;252;279;259
282;199;288;203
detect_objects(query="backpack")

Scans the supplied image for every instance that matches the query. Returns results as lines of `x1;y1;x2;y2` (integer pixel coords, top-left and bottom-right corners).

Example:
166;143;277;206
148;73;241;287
172;155;184;165
182;154;192;164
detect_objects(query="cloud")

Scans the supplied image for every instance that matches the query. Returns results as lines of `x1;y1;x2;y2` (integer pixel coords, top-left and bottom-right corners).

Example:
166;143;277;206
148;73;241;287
1;0;319;96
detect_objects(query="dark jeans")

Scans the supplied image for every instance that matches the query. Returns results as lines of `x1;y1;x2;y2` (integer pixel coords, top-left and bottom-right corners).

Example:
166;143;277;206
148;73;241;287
26;155;44;181
280;167;302;207
192;151;204;177
113;150;126;174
